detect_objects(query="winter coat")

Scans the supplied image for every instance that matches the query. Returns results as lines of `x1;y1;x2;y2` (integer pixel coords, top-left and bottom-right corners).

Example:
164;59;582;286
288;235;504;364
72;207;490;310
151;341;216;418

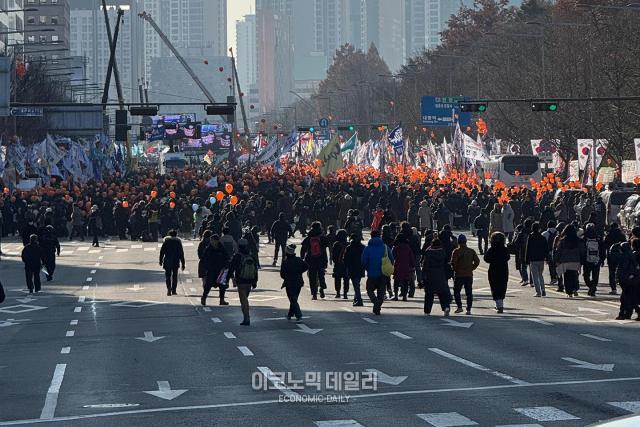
300;230;329;268
474;214;489;236
489;209;503;234
203;243;229;287
484;245;510;300
361;237;393;279
270;219;291;242
229;248;259;286
220;234;238;258
197;239;210;278
39;230;60;258
422;247;450;293
616;246;639;286
21;243;42;270
392;240;415;281
280;255;309;289
418;201;433;230
159;236;185;269
331;240;348;277
451;245;480;278
525;232;548;263
344;240;365;280
502;204;515;233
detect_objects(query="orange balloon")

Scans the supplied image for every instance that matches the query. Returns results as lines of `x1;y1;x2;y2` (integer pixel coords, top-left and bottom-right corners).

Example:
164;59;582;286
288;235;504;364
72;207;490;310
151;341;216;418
216;191;224;201
635;176;640;185
230;195;238;206
151;190;157;199
225;183;233;194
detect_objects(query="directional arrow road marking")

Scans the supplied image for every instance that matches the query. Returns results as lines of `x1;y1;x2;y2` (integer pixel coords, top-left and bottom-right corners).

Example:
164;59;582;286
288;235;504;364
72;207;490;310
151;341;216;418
16;297;36;304
295;323;323;335
441;318;473;328
135;331;166;343
578;307;608;315
143;381;187;400
562;357;614;372
365;369;407;386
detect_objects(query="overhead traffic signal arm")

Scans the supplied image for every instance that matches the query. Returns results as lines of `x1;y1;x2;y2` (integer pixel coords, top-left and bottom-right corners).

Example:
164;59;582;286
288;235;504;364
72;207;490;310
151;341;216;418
459;102;488;112
531;102;558;111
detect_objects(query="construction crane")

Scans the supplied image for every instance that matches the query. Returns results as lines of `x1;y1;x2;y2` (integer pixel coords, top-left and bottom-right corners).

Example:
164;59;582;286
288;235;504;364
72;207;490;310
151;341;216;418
138;11;217;105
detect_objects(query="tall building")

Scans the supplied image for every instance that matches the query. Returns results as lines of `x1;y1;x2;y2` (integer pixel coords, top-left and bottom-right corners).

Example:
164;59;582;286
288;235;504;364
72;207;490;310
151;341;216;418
235;14;256;98
0;0;24;55
69;0;145;102
23;0;70;61
256;0;294;114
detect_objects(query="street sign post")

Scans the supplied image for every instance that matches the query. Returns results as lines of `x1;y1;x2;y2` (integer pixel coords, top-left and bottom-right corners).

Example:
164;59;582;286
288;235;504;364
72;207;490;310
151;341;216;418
10;107;44;117
0;57;9;117
318;117;330;141
318;118;329;128
421;96;471;127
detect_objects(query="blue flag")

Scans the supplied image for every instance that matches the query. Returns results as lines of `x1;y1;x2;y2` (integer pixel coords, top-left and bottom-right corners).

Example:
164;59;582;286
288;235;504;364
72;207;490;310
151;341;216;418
388;126;404;157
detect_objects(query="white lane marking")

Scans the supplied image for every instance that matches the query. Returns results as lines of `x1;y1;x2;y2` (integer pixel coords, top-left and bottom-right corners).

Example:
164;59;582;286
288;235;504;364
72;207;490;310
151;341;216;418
85;277;93;282
40;364;66;420
94;263;100;267
88;250;100;254
90;270;97;274
189;288;196;293
76;247;89;252
540;307;597;323
144;247;156;252
98;256;104;260
577;307;607;315
183;243;194;247
416;412;478;426
78;297;85;303
6;377;640;425
143;381;188;401
340;307;355;313
514;406;579;422
183;270;191;275
562;357;614;372
608;401;640;413
429;348;528;385
364;369;407;385
257;366;300;399
74;307;82;313
65;331;75;337
116;249;128;253
186;279;193;284
362;317;378;324
522;318;553;326
210;317;221;323
580;333;611;342
314;421;364;427
224;332;236;339
237;346;254;356
131;244;143;249
389;331;412;340
60;347;70;354
589;300;619;308
203;307;211;312
69;320;78;326
82;286;89;291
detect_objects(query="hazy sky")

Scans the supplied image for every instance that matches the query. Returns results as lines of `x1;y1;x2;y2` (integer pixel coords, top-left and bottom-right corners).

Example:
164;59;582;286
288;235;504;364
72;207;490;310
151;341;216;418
228;0;254;54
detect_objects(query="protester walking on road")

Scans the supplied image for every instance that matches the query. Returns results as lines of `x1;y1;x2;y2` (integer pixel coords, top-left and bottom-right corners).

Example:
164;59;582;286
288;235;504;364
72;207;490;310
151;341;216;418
450;234;480;315
159;229;185;296
525;222;548;297
200;233;229;306
604;223;626;295
270;212;290;266
229;239;259;326
583;223;604;296
331;229;349;299
344;233;365;306
88;205;101;247
280;244;308;321
39;225;60;282
392;232;415;301
300;222;329;300
554;224;584;297
473;209;489;255
21;234;43;294
361;230;393;315
422;238;452;316
484;232;510;313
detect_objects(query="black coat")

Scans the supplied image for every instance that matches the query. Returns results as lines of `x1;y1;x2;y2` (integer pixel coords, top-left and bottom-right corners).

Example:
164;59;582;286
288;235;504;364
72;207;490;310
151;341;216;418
484;245;510;300
280;255;309;289
197;239;210;278
525;232;548;263
422;247;449;293
270;219;291;242
159;236;185;269
203;243;229;286
343;241;365;280
331;240;348;277
21;243;42;270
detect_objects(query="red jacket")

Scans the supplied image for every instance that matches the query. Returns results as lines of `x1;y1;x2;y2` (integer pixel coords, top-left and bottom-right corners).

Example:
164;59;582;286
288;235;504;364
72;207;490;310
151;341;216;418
371;209;384;231
392;241;415;281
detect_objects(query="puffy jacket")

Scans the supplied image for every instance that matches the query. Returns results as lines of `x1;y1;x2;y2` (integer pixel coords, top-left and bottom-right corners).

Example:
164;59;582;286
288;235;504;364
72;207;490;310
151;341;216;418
280;255;309;289
392;240;415;281
270;219;291;242
21;243;43;270
344;240;365;279
525;232;548;263
554;238;584;264
361;237;393;279
422;246;450;293
451;245;480;278
159;236;185;269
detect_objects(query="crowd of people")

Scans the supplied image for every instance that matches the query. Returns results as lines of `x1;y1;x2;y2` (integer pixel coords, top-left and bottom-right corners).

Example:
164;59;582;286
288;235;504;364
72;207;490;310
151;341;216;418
1;163;639;324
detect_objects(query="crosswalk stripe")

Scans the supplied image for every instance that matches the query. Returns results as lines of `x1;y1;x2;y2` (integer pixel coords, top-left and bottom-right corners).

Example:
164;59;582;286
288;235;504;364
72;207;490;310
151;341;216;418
314;421;364;427
608;401;640;413
416;412;478;426
514;406;579;422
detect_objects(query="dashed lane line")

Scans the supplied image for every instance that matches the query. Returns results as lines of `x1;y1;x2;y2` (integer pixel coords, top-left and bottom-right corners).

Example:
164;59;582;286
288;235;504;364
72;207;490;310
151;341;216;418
362;317;378;324
389;331;412;340
224;332;236;339
74;307;82;313
210;317;221;323
237;346;254;356
60;347;70;355
69;320;78;326
65;331;75;337
540;307;598;323
580;333;612;342
39;364;66;420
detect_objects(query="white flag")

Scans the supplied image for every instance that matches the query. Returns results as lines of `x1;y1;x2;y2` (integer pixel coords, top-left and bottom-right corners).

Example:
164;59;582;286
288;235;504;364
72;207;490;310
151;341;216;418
577;139;592;170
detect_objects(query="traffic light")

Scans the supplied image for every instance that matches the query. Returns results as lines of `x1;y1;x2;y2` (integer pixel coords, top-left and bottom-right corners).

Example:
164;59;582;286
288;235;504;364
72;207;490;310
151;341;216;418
205;104;235;115
297;126;315;133
459;102;488;113
337;125;355;131
129;106;158;116
531;102;558;112
115;109;129;141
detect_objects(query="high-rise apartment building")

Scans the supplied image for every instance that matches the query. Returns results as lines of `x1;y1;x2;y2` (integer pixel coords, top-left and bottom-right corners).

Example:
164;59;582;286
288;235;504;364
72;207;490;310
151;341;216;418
235;14;256;97
0;0;24;55
23;0;70;61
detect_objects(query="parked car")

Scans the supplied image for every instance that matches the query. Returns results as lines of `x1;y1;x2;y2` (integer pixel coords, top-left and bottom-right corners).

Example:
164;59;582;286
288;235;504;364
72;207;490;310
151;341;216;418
616;193;640;232
601;190;638;226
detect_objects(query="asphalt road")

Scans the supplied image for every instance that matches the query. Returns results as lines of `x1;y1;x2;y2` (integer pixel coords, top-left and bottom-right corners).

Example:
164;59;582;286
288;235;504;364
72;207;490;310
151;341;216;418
0;232;639;427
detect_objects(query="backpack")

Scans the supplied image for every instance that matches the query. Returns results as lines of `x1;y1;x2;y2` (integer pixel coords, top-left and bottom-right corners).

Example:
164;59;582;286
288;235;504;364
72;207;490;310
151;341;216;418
238;255;258;282
381;245;394;277
309;236;322;257
585;238;600;264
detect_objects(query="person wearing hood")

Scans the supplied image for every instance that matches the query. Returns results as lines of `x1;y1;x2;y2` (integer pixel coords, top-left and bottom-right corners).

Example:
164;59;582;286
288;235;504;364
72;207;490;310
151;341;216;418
300;221;329;299
542;220;559;286
451;234;480;315
331;229;350;299
201;233;229;306
344;233;366;306
228;238;259;326
220;226;238;259
418;199;433;233
280;244;309;321
159;229;185;296
422;238;452;316
39;225;60;282
361;230;394;315
615;241;639;320
270;212;291;266
484;232;510;313
21;234;43;293
392;232;415;301
502;202;515;242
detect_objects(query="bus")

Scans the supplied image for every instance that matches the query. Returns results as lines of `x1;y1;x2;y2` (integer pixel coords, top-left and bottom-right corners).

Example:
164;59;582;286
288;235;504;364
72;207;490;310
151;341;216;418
159;149;187;175
480;155;542;188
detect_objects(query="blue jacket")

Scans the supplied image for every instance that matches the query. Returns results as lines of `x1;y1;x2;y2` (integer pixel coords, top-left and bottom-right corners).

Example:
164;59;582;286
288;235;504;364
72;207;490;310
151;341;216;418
361;237;394;279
